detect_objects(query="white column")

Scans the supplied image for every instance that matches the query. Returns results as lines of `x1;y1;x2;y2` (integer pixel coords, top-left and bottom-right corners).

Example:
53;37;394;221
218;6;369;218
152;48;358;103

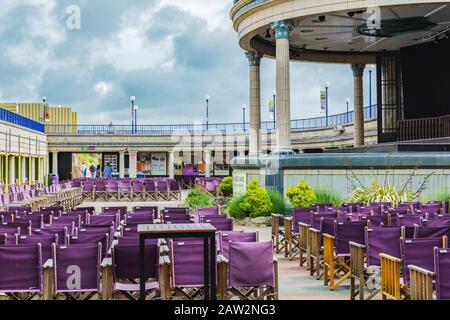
119;151;125;178
129;151;137;178
9;156;15;185
271;20;294;154
205;150;211;178
352;63;366;147
30;158;36;183
168;151;175;179
40;158;45;184
245;51;263;156
21;157;26;183
52;151;58;175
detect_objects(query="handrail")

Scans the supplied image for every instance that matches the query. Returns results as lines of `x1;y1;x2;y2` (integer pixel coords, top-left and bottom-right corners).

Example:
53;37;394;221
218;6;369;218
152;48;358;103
398;114;450;141
0;108;45;133
46;105;377;135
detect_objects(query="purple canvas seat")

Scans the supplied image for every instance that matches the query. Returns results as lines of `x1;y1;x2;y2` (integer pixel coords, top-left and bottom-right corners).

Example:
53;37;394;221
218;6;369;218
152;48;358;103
109;243;159;300
131;180;144;201
82;183;94;201
87;213;119;227
310;212;337;229
124;215;154;227
7;206;32;215
73;207;95;214
118;182;132;201
422;216;450;227
0;244;42;298
17;234;58;262
401;237;444;285
63;211;89;225
133;205;158;213
49;243;102;299
220;231;258;259
15;214;44;229
421;202;443;214
1;221;30;234
434;247;450;300
207;218;233;231
40;206;64;214
365;226;403;266
293;208;312;234
194;207;219;223
334;220;367;256
168;180;181;200
51;215;80;232
102;206;127;219
223;241;277;300
32;226;67;244
156;181;169;201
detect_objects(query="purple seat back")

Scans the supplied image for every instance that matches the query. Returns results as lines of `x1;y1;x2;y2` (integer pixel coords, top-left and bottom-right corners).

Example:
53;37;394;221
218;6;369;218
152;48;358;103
119;182;131;192
113;243;158;280
68;233;109;257
421;202;443;214
170;240;205;287
15;215;44;229
310;212;337;229
145;181;156;192
107;181;118;192
88;214;118;227
435;247;450;300
414;226;450;239
133;206;158;213
401;237;443;285
293;209;311;233
83;184;94;192
0;244;42;292
207;218;233;231
365;227;402;266
52;243;101;292
228;241;274;287
396;214;423;227
422;217;450;227
132;180;144;192
17;234;58;261
157;181;168;192
95;182;106;192
335;221;367;255
32;227;67;243
220;231;258;259
125;216;154;226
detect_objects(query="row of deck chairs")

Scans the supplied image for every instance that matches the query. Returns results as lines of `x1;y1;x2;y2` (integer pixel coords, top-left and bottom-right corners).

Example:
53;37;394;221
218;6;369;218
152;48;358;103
79;179;181;202
0;204;277;300
272;200;450;300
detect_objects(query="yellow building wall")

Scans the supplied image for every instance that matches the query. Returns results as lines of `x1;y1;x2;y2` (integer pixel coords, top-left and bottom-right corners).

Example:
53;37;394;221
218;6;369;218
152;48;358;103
0;103;18;113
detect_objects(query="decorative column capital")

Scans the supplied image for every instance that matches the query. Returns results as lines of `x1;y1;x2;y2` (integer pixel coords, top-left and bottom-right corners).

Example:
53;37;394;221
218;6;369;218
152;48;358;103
245;51;263;66
270;20;294;39
351;63;366;77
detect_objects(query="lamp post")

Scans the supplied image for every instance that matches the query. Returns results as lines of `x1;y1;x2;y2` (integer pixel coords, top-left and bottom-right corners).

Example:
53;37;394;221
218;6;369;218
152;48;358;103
205;95;210;131
130;96;136;134
345;98;350;123
325;82;330;127
41;96;46;123
272;90;276;130
134;105;138;133
368;65;374;118
242;104;246;132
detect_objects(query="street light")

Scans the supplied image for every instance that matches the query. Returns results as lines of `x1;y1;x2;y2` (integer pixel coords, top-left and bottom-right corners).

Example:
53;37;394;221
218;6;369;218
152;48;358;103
205;95;210;131
41;96;46;123
242;104;247;132
368;65;374;118
324;82;330;126
130;96;136;134
134;105;138;133
272;90;276;130
345;98;351;123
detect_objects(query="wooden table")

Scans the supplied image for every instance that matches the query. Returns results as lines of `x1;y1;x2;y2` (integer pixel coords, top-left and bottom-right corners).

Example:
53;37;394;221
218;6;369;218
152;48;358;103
138;223;217;300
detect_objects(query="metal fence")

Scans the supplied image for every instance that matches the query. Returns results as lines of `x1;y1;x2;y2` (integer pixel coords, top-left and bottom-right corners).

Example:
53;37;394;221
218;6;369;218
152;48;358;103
0;108;45;133
45;105;377;135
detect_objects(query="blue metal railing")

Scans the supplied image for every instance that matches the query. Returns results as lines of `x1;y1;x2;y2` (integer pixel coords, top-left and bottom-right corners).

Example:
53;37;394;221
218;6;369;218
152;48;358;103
46;105;377;135
0;108;45;133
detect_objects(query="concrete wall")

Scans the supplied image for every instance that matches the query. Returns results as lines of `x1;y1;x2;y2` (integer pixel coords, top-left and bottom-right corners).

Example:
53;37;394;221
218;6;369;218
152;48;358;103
0;120;48;156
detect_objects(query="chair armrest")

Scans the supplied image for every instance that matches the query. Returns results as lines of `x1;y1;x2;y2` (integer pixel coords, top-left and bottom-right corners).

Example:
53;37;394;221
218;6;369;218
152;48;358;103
408;264;435;277
111;239;119;248
217;254;228;264
349;241;366;249
158;239;168;246
159;245;170;255
101;257;112;268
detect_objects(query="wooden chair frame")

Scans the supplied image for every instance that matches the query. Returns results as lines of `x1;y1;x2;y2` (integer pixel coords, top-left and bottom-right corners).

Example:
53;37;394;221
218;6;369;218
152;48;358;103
271;214;285;254
323;233;351;290
284;217;299;260
308;228;323;279
298;222;310;268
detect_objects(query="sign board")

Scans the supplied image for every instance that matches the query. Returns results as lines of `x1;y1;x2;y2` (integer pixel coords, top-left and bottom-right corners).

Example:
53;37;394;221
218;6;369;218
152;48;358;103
80;146;95;151
320;91;326;111
151;153;167;176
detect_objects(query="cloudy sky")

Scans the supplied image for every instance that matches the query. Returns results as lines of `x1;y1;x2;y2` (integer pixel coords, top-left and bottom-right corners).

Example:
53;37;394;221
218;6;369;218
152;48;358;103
0;0;376;125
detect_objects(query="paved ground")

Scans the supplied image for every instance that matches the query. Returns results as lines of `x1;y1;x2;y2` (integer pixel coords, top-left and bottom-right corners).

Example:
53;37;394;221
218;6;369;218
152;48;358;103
81;194;350;300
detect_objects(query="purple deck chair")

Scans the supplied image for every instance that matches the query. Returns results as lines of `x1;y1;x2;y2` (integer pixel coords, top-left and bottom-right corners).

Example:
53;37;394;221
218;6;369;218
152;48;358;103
226;241;276;300
82;182;94;201
102;206;127;219
434;248;450;300
125;216;154;228
421;202;443;214
293;208;312;234
17;234;59;262
94;181;107;201
133;205;158;213
394;214;424;238
50;243;102;299
15;214;44;229
365;227;403;266
40;206;64;214
88;213;119;227
422;216;450;227
0;244;42;299
63;211;89;225
401;237;444;285
32;226;67;244
414;225;450;239
106;181;119;201
144;180;157;201
220;231;258;259
334;220;367;256
156;180;169;201
131;180;145;201
195;207;219;223
68;233;109;257
1;221;30;234
204;218;233;231
118;182;132;201
168;180;181;200
110;243;159;300
51;215;80;233
73;207;95;214
170;240;207;298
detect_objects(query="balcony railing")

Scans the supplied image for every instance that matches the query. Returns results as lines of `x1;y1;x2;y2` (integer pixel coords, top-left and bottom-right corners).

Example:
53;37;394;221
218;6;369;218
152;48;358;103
398;115;450;141
0;108;45;133
46;105;377;135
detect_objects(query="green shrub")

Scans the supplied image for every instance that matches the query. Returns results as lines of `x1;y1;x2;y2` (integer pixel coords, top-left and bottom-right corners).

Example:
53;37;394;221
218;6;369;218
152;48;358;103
227;194;246;219
286;180;317;208
314;189;343;207
219;177;233;197
436;189;450;201
239;179;273;218
185;189;214;208
268;189;289;215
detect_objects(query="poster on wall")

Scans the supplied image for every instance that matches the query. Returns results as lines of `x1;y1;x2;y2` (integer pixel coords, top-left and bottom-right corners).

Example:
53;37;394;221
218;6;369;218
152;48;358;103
151;153;167;176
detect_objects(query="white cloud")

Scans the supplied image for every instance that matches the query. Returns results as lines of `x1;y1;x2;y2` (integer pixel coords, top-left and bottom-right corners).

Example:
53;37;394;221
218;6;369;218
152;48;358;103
94;81;113;97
